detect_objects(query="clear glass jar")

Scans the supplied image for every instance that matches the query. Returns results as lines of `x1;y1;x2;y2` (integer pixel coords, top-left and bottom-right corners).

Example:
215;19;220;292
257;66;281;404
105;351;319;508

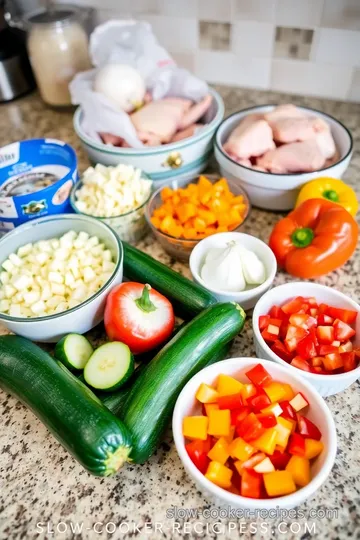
26;5;91;107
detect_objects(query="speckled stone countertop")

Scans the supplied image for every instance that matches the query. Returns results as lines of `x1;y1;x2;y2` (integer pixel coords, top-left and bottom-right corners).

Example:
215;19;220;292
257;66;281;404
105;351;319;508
0;87;359;540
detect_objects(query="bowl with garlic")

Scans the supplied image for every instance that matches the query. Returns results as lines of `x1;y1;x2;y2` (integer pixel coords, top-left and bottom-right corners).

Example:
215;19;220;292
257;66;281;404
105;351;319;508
189;232;277;310
0;214;123;342
70;163;153;243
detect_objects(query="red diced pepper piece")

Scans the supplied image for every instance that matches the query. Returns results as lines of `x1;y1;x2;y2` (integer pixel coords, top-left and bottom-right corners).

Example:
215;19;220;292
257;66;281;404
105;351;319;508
279;400;297;420
237;413;265;442
246;364;273;387
290;356;312;372
317;344;339;356
281;296;306;315
323;352;344;371
316;326;334;344
186;438;211;473
270;450;291;470
297;415;322;440
230;407;251;426
333;319;356;342
271;340;294;363
259;315;270;330
317;314;334;325
288;433;306;456
341;351;357;372
256;413;277;428
241;469;262;499
296;334;317;360
247;389;272;412
326;307;357;324
217;392;244;410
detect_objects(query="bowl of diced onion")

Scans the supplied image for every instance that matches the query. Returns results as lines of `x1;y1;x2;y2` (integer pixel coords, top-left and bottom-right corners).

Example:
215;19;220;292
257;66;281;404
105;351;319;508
70;163;153;243
0;214;123;342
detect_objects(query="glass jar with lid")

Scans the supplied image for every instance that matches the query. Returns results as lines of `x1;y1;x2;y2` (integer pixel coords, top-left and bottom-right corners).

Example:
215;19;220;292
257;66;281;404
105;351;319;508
25;4;91;107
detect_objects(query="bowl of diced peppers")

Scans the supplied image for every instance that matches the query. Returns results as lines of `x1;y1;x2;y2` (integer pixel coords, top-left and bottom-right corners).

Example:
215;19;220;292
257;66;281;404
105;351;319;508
253;282;360;397
173;358;336;509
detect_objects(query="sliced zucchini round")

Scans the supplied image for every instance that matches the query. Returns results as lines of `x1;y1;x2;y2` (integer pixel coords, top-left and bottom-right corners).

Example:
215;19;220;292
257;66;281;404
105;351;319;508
54;333;93;371
84;342;134;392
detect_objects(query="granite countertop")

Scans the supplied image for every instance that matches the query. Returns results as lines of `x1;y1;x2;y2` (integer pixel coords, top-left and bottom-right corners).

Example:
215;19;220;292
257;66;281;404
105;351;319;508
0;87;359;540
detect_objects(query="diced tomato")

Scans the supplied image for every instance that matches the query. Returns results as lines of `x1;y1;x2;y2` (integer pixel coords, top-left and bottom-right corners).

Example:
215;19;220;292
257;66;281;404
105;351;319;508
237;413;265;442
341;351;357;372
318;303;329;315
333;319;356;342
323;353;343;371
355;348;360;359
309;327;319;347
271;340;294;362
303;297;318;306
297;416;322;440
230;407;251;426
246;364;272;387
241;469;262;498
317;344;339;356
288;433;306;456
289;313;317;330
279;401;297;421
285;325;308;352
256;413;277;428
281;296;306;315
217;392;243;410
311;356;324;367
259;315;270;330
270;450;291;470
296;334;317;360
317;314;334;325
269;305;288;321
309;308;319;317
261;329;279;342
327;307;357;324
247;389;272;412
313;367;327;374
186;438;211;473
268;318;283;328
316;325;334;344
339;341;353;353
290;356;312;372
331;340;341;347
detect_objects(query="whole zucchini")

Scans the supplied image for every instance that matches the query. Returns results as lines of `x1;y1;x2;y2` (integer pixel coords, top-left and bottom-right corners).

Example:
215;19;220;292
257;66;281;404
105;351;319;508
0;335;132;476
122;302;246;463
123;242;217;319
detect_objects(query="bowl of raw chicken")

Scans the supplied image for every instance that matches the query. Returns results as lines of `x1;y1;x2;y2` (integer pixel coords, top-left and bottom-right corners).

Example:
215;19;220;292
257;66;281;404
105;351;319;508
214;104;353;211
74;88;224;187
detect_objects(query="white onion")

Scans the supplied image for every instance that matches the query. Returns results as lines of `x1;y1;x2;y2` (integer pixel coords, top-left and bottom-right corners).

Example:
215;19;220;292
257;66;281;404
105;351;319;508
94;64;146;113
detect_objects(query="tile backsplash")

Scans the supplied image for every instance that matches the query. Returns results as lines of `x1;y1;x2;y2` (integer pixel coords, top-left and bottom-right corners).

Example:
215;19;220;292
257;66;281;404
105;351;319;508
49;0;360;101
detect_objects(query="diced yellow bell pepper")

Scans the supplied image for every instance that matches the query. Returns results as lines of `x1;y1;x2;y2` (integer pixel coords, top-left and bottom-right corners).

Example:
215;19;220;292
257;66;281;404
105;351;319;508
304;439;324;459
204;402;219;416
208;409;231;437
274;417;293;448
216;374;244;396
261;402;283;417
196;383;219;403
279;383;295;402
252;428;277;455
229;437;255;462
264;381;287;403
224;426;236;444
286;456;311;487
205;461;233;489
241;383;257;401
263;470;296;497
207;437;230;464
182;415;208;440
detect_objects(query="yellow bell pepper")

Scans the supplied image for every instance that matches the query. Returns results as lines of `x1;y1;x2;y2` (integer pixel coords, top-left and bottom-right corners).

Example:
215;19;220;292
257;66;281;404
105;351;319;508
241;383;257;401
274;417;293;448
296;177;358;216
263;470;296;497
207;409;231;437
205;461;233;489
279;383;295;402
286;456;311;487
182;416;208;440
196;383;219;403
207;437;230;464
216;374;244;396
252;428;277;455
229;437;255;462
304;438;324;459
261;402;283;417
264;381;287;403
204;403;219;416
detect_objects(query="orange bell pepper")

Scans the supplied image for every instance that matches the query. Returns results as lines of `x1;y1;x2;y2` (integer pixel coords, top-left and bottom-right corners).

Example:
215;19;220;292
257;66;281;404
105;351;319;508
205;461;233;489
196;383;219;403
207;409;231;437
263;470;296;497
204;403;219;416
286;455;311;487
304;438;324;459
229;437;255;462
264;381;287;403
278;383;295;402
269;198;358;279
207;437;230;464
183;416;208;440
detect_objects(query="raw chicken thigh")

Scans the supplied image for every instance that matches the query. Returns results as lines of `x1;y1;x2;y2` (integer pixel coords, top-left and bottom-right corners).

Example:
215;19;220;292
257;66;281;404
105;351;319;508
223;114;275;160
257;140;326;174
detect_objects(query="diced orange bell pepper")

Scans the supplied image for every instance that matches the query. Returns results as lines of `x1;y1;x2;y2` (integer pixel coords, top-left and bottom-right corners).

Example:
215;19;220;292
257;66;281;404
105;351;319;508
208;409;231;437
216;374;244;396
198;175;213;196
264;381;287;403
205;461;233;489
196;383;219;404
161;186;173;201
304;439;324;459
229;437;255;462
224;425;236;444
204;403;219;416
274;417;293;448
241;468;262;498
286;456;311;487
252;428;277;455
263;470;296;497
183;227;197;239
183;416;208;440
261;402;283;417
241;383;257;401
176;202;197;224
207;437;230;465
279;383;295;402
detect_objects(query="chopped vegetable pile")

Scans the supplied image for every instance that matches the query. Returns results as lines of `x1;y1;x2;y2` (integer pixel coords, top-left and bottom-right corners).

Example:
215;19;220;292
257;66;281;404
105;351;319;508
151;176;248;240
183;363;323;499
259;296;359;374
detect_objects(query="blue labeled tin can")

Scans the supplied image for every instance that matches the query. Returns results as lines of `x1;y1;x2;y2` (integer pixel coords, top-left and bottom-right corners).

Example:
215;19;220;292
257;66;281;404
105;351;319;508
0;138;78;235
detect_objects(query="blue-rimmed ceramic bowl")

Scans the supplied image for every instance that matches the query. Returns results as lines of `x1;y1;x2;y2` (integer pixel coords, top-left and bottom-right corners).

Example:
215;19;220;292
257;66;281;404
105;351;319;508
73;88;224;187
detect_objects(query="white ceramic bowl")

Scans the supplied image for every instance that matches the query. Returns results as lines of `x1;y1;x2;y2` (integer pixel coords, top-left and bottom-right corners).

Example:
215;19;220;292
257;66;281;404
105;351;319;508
253;282;360;397
0;214;123;342
214;105;353;211
73;88;224;187
189;232;277;310
173;357;337;510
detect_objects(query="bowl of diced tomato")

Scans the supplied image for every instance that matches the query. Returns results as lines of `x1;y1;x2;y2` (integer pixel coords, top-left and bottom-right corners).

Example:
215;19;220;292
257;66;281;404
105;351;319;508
172;358;336;509
252;282;360;397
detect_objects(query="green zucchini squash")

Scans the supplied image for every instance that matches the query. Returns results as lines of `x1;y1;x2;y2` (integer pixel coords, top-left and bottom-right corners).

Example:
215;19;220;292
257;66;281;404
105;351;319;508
0;335;132;476
122;302;246;463
123;241;217;319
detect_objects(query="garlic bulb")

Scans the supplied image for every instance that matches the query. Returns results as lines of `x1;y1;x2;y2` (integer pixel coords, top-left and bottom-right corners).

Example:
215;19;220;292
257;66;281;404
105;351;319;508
201;242;246;292
94;64;146;113
236;245;266;285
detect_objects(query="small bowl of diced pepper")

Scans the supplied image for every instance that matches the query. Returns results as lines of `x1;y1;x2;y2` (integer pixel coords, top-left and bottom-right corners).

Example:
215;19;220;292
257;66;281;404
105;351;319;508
253;282;360;397
172;358;336;509
145;174;250;261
